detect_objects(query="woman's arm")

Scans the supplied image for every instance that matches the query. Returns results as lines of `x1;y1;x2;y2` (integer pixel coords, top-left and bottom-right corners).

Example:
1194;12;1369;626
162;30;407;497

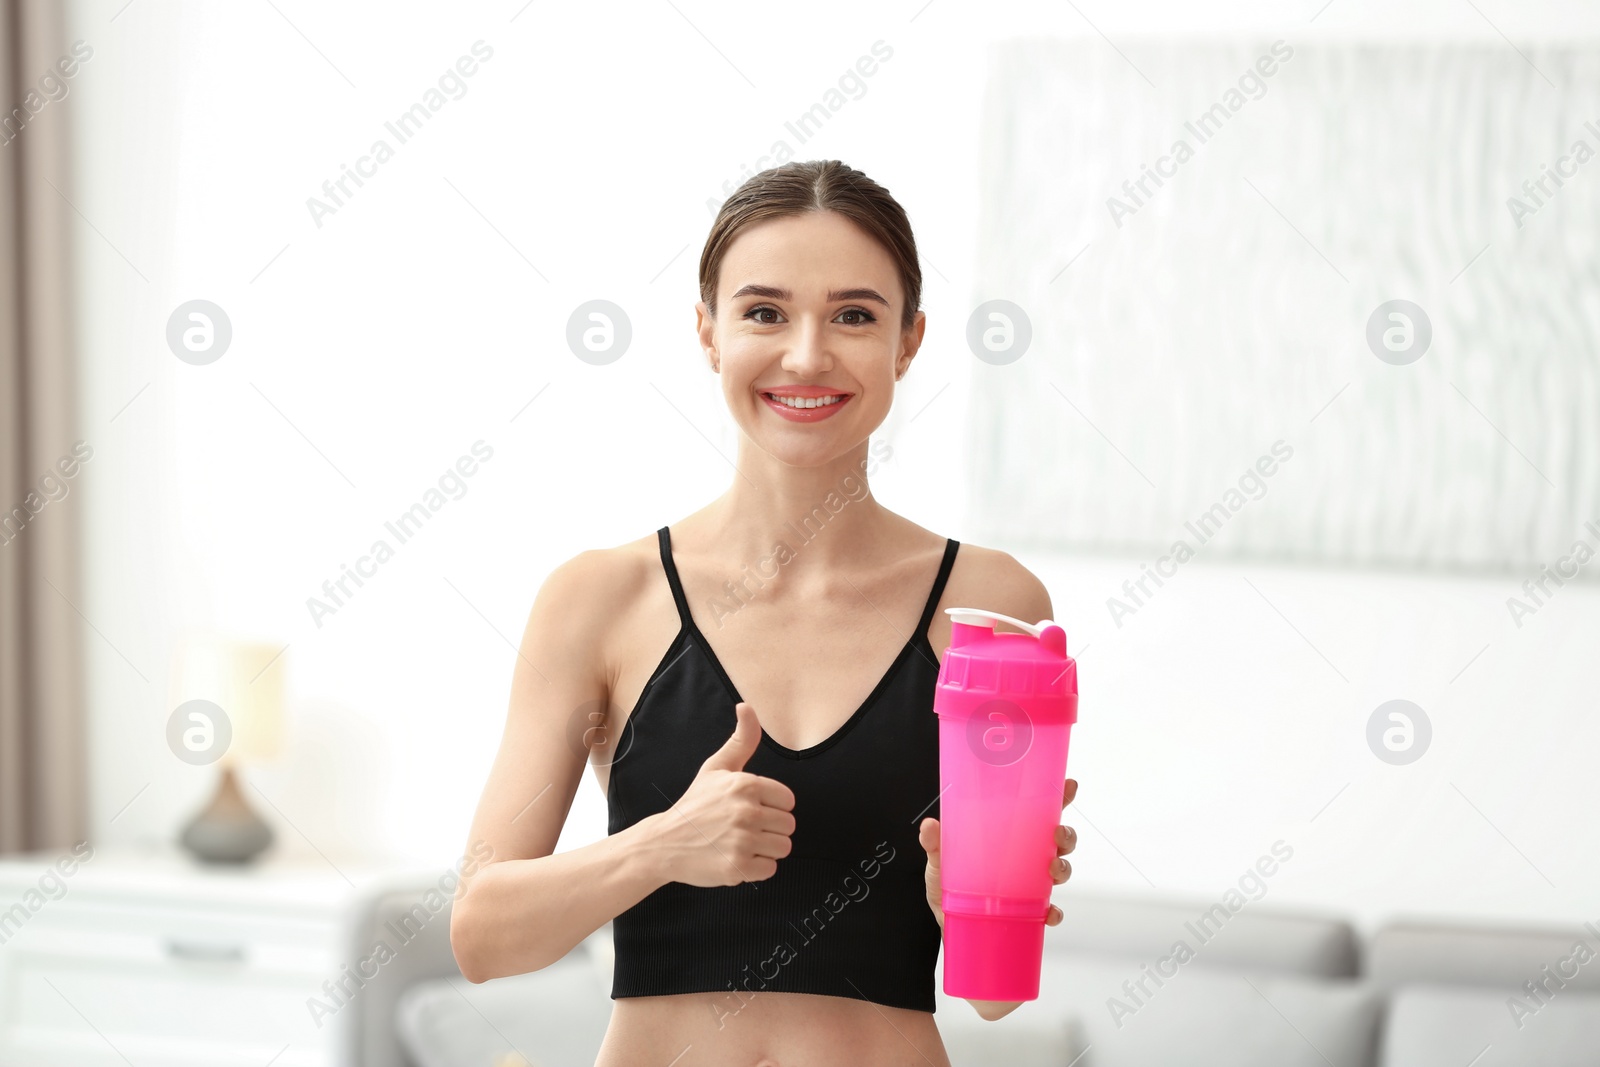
448;550;669;982
448;548;798;983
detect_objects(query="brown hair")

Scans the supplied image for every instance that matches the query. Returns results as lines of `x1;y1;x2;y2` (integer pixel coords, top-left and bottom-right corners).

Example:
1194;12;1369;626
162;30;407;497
698;160;922;330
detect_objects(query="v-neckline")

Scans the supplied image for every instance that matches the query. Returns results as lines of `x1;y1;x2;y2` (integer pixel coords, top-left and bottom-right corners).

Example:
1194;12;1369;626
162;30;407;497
660;527;949;760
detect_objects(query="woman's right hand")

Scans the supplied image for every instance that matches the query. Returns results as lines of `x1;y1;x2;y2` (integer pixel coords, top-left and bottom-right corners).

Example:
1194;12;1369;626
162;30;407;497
654;702;796;887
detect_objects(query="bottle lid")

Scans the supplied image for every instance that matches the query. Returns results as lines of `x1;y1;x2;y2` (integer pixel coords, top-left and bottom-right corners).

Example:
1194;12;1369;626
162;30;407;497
945;607;1051;637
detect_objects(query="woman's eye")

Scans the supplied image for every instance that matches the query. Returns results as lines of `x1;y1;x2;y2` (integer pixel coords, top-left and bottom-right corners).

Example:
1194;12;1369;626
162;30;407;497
741;305;875;325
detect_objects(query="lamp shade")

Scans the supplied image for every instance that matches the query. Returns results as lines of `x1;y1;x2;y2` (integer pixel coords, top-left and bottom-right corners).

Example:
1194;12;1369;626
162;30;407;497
169;631;286;766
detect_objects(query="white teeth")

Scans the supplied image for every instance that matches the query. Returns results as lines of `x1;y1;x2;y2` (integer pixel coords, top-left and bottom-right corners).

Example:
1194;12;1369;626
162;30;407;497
769;393;844;409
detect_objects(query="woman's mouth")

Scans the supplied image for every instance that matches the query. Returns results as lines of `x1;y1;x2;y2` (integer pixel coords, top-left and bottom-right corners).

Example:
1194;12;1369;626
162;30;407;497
760;390;852;422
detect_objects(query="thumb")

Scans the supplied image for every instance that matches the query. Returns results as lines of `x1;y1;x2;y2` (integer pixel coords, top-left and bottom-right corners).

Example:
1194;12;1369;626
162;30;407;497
701;701;762;772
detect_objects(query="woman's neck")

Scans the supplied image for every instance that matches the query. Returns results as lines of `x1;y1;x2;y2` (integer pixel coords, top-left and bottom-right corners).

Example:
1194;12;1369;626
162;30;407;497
697;439;893;570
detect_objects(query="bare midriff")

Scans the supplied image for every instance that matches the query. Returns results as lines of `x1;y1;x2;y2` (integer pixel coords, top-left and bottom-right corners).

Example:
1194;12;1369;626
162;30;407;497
594;989;952;1067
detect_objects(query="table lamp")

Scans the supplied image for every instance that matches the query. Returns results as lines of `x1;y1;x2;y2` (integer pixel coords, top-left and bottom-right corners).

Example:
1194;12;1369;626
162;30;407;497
170;633;286;864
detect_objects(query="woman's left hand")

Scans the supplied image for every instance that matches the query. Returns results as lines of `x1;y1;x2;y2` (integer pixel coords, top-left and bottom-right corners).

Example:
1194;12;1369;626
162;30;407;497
918;777;1078;929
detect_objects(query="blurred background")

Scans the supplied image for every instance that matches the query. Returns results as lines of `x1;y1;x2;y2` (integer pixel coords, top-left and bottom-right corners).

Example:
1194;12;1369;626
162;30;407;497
3;1;1598;1065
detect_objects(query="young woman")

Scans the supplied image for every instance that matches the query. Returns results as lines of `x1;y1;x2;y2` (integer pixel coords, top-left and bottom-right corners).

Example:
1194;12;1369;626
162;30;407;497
450;160;1078;1067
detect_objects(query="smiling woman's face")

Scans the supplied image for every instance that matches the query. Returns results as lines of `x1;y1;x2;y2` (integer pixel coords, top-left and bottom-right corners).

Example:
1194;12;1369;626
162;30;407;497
698;210;924;466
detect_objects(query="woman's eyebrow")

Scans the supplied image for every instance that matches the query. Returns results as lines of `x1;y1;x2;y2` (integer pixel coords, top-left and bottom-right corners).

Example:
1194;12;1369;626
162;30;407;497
730;284;891;307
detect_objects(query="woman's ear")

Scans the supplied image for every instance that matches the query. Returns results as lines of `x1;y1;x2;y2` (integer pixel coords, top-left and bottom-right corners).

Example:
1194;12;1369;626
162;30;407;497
694;301;719;372
895;310;927;380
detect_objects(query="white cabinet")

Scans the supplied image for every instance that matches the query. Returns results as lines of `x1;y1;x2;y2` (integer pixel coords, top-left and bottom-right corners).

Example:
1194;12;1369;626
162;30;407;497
0;850;446;1067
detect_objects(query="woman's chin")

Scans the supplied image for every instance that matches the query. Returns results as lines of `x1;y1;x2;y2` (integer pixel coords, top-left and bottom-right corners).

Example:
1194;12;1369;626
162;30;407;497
743;428;882;472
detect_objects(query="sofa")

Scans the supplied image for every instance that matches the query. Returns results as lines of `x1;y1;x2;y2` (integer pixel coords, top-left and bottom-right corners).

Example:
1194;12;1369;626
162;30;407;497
367;891;1600;1067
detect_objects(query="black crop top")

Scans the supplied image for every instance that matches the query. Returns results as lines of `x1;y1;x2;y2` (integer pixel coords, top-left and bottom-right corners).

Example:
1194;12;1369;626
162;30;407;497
605;526;960;1013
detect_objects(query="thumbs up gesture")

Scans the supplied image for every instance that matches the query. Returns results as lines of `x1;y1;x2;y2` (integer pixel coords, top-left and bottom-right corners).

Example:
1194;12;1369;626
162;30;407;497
656;703;797;887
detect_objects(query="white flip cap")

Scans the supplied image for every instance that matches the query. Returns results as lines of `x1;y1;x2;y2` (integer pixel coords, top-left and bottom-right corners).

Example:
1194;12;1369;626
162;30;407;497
945;607;1053;638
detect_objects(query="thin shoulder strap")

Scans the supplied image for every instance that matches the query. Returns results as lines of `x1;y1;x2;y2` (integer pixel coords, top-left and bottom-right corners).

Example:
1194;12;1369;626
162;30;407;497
916;538;961;638
657;526;695;626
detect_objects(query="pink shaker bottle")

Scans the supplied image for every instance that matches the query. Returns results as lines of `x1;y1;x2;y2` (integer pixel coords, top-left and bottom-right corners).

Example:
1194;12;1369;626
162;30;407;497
935;608;1078;1001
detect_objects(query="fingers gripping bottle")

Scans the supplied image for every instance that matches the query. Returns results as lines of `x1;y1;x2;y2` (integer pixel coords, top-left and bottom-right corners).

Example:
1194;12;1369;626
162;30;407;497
936;608;1078;1001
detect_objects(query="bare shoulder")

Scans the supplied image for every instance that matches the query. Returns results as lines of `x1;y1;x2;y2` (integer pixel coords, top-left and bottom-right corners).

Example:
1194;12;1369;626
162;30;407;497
947;540;1054;625
532;531;661;631
523;530;666;678
538;531;659;597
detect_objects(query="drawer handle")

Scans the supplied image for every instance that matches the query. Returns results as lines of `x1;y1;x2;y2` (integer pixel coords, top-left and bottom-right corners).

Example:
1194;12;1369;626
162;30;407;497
165;939;247;964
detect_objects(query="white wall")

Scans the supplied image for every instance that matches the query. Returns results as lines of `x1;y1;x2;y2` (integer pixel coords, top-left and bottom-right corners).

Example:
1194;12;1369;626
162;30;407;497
63;0;1600;932
971;38;1600;572
1042;549;1600;933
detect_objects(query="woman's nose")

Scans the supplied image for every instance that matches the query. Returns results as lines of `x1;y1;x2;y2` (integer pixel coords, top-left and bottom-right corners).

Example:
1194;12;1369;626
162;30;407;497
781;320;832;375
